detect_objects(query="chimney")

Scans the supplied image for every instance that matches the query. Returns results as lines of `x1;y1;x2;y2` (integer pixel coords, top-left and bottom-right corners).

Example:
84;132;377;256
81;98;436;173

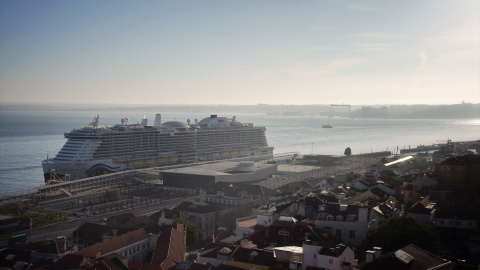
249;251;258;262
366;250;375;263
373;247;382;259
81;256;91;266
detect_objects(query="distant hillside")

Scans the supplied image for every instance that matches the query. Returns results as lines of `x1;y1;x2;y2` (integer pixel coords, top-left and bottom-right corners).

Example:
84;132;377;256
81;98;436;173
408;103;480;119
1;103;479;119
351;103;480;119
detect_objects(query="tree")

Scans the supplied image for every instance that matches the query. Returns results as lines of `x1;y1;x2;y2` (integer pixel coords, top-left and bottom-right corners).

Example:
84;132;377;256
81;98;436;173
174;218;202;246
344;147;352;156
361;215;441;253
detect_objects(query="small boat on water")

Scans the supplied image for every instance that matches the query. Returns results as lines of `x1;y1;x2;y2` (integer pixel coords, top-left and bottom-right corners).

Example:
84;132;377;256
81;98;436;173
322;125;333;128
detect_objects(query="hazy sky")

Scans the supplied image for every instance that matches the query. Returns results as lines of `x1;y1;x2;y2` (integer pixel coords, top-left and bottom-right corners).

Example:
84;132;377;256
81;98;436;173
1;0;479;105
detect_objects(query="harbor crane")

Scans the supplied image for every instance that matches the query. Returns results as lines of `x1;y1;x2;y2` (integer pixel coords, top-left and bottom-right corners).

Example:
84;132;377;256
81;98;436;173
331;104;351;117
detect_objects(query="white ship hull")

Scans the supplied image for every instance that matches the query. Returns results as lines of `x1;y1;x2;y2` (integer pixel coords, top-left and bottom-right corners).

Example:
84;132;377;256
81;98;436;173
42;158;128;181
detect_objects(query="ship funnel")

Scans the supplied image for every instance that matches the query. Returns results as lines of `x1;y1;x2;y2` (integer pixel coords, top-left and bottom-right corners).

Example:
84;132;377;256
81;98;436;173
154;114;162;126
141;115;148;126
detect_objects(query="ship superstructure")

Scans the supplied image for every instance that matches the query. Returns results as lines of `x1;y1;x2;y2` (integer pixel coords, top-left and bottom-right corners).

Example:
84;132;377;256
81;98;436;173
42;114;273;181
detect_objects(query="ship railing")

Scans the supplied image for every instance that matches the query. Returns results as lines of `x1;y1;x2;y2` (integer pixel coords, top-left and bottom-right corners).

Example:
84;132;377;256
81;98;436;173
199;125;265;130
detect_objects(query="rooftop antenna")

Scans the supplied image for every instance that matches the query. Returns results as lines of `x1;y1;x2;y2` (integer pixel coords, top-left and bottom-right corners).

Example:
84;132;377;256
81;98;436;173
90;115;100;127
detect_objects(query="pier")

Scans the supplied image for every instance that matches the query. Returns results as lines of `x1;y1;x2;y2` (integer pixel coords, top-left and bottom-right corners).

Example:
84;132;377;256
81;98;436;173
400;144;441;154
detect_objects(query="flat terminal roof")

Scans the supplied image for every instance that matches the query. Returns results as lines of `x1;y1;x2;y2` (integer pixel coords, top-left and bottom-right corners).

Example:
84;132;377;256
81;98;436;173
161;161;276;176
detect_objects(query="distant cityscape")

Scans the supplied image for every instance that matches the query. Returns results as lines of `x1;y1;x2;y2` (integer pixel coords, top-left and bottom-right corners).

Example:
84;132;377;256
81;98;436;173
1;102;480;119
0;139;479;269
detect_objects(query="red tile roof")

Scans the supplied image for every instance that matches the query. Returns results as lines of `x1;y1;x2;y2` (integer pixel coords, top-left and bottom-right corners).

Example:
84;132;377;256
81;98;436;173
237;218;256;229
151;224;186;270
75;228;148;258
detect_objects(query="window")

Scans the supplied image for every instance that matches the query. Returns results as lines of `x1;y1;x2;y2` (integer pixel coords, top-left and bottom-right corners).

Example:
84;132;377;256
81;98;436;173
329;258;333;264
327;216;333;221
335;229;341;237
409;192;412;198
336;216;343;221
468;222;473;227
137;246;139;252
440;220;444;225
314;254;317;258
441;193;446;199
349;230;356;239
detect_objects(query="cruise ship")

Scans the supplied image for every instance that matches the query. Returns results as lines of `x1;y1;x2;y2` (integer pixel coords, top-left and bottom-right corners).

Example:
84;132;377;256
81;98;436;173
42;114;274;182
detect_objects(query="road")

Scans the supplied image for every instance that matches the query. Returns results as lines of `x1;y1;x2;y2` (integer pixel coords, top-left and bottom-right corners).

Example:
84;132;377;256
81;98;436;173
0;196;195;246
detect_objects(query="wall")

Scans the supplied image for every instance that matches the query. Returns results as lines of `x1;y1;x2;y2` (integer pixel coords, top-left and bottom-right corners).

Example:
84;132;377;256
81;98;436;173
314;220;369;246
302;243;322;270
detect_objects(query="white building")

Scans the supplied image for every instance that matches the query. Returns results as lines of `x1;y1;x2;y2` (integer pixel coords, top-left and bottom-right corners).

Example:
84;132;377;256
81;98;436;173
302;241;356;270
235;216;257;240
314;203;371;246
200;188;259;207
173;201;230;239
